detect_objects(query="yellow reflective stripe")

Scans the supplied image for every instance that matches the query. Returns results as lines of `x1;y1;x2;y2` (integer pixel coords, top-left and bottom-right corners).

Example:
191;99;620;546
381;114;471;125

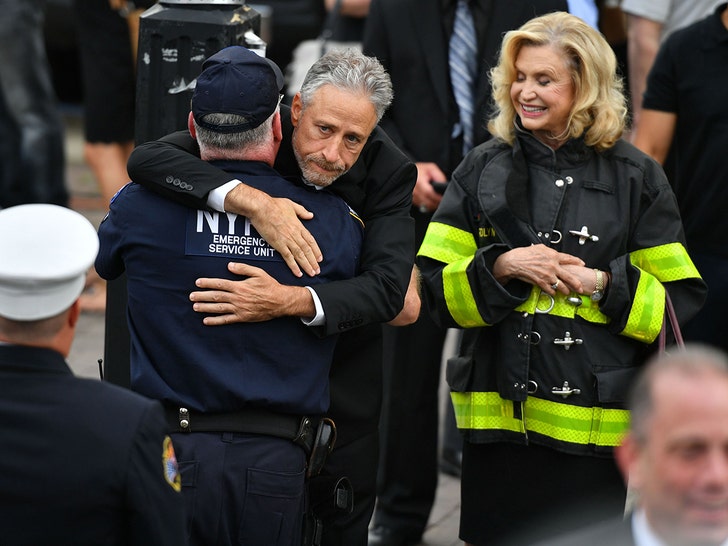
452;391;629;447
622;242;700;342
515;286;610;324
630;242;701;282
623;273;664;342
418;222;487;327
443;258;489;327
417;222;476;264
526;397;629;447
451;391;525;433
514;286;540;314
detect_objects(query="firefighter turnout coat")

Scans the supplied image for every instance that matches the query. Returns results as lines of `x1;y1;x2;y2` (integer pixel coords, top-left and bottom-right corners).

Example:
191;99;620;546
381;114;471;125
417;129;707;457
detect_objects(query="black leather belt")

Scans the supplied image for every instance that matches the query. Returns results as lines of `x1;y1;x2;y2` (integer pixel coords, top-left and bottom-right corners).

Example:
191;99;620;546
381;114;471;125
164;406;316;454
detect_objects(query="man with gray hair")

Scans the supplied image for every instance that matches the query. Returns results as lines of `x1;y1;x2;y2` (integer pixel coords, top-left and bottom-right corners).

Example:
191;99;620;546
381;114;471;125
535;343;728;546
96;46;366;545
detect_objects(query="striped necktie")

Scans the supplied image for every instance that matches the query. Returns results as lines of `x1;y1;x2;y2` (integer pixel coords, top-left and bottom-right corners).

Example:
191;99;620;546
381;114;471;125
449;0;477;154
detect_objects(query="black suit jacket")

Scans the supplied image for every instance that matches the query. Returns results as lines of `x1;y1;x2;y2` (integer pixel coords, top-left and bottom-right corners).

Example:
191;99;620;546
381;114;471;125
0;345;186;545
532;516;636;546
363;0;568;176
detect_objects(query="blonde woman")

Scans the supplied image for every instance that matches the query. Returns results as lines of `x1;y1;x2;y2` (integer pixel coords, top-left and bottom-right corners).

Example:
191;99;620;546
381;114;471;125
417;11;706;546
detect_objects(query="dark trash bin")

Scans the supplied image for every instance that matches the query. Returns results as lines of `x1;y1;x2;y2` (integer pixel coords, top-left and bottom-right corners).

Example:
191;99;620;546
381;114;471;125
135;0;263;144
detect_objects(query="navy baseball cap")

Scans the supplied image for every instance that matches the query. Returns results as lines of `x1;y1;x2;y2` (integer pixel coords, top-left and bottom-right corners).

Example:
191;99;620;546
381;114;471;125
192;46;285;133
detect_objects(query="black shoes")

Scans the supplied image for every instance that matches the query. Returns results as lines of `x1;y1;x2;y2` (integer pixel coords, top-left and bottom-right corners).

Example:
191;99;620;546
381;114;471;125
367;525;421;546
439;448;462;478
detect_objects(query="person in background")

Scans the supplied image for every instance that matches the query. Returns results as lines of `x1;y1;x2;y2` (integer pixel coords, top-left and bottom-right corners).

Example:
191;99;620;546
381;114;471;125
0;0;68;208
621;0;722;135
263;0;326;73
361;2;568;544
0;203;185;545
597;0;629;102
325;0;371;40
534;344;728;546
283;0;371;101
631;4;728;353
73;0;156;207
417;11;706;545
566;0;599;28
72;0;157;313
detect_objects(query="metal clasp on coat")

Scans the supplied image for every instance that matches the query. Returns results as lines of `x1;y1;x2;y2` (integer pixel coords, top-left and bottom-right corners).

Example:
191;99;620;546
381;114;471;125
569;225;599;245
566;294;583;306
553;331;583;350
535;293;555;314
517;331;541;345
536;230;562;245
552;381;581;398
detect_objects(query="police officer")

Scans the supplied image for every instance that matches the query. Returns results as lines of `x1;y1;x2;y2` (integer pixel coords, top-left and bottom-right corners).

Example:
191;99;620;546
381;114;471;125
0;204;186;545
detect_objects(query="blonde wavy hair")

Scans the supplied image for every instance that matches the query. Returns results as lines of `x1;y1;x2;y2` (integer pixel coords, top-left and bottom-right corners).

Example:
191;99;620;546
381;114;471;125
488;11;627;151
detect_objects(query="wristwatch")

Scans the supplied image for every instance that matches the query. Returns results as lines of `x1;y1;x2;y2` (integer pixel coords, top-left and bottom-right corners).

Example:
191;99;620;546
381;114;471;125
591;269;604;301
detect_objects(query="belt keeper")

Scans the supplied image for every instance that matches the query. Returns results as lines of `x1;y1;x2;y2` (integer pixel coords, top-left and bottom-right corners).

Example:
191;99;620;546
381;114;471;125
179;407;190;431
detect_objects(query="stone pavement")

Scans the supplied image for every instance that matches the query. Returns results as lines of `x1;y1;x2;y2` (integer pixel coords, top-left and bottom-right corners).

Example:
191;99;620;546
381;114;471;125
62;111;463;546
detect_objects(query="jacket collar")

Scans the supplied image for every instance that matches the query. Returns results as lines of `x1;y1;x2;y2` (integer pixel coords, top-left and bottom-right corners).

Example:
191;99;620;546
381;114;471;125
0;344;72;376
514;117;593;170
475;135;538;247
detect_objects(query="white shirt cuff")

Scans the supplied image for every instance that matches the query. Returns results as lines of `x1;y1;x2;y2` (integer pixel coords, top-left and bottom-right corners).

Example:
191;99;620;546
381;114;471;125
301;286;325;326
207;179;243;213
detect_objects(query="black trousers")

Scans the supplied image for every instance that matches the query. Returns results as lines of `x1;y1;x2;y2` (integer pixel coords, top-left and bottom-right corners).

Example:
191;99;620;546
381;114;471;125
372;208;460;537
373;310;449;536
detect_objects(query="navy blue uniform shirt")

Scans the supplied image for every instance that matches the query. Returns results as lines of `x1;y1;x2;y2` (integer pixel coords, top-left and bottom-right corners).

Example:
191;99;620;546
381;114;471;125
96;160;363;414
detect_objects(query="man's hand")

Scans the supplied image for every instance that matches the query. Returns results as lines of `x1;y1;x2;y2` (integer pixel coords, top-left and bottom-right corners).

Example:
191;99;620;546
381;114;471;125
190;262;315;325
412;162;447;213
225;184;323;278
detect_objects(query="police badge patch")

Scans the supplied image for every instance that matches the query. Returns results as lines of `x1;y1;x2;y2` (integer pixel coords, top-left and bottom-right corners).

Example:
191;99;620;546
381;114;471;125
162;436;181;492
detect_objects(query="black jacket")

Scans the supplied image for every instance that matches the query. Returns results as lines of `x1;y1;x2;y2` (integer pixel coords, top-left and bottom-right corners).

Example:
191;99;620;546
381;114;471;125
0;345;186;545
417;131;707;454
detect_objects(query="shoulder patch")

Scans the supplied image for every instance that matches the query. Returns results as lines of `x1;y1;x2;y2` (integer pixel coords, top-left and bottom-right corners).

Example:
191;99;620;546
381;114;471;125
162;436;182;492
